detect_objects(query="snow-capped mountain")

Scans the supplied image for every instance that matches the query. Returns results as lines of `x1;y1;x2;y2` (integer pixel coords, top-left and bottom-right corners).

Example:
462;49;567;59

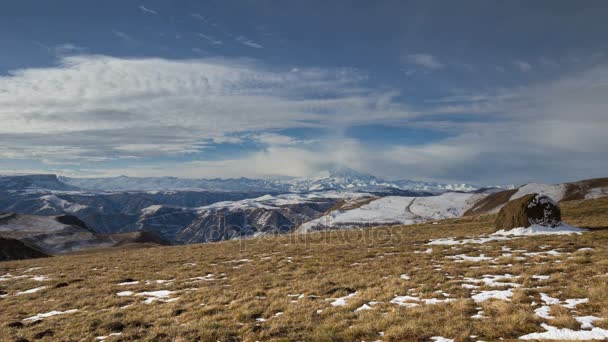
0;172;606;251
57;167;480;193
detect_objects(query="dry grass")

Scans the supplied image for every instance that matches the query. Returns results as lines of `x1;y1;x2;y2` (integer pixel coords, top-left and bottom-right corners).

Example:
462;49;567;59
0;198;607;341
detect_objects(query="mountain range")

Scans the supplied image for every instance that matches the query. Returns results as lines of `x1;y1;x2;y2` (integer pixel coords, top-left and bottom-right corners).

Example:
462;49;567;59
57;167;480;193
3;170;605;259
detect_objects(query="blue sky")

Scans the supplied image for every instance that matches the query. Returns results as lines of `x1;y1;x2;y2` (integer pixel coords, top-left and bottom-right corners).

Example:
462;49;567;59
1;1;608;184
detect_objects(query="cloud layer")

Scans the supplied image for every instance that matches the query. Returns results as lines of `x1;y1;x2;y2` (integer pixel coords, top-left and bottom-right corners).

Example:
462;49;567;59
1;54;607;184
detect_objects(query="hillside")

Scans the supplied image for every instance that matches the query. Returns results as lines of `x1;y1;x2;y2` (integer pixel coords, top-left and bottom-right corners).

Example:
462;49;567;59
0;213;113;254
0;238;47;262
0;197;607;341
302;178;608;231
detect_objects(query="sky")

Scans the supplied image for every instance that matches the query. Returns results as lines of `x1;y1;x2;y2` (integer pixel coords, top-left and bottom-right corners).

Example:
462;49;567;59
1;0;608;185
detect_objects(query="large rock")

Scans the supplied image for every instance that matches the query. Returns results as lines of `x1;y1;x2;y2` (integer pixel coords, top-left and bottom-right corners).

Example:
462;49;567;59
495;193;561;230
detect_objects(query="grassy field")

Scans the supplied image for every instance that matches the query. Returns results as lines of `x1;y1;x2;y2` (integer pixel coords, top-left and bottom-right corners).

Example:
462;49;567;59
1;197;607;341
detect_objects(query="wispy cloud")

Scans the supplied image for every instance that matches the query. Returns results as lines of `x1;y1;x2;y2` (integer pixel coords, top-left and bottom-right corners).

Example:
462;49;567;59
198;33;223;45
0;55;407;166
403;53;444;70
237;36;263;49
111;30;131;40
139;5;158;15
2;54;606;184
512;59;533;72
34;42;85;56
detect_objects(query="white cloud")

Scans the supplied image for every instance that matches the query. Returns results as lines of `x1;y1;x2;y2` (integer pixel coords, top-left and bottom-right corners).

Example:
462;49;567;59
403;53;444;70
237;36;264;49
252;133;299;146
139;5;158;15
2;54;607;184
198;33;223;45
0;55;412;164
112;30;131;40
388;63;608;183
512;60;533;71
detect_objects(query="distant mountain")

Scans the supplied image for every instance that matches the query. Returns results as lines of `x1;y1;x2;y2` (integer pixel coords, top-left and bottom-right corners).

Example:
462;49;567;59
0;188;277;235
0;175;606;254
0;174;79;191
60;175;283;192
176;192;371;243
0;213;113;254
56;167;479;193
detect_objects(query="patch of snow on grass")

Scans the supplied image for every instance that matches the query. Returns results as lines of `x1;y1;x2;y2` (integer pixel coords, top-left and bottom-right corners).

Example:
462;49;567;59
430;337;454;342
447;254;493;262
532;275;551;280
96;333;122;341
576;316;601;329
189;274;215;282
540;293;561;305
493;224;585;237
16;286;46;295
328;292;357;307
390;294;455;307
535;306;555;319
428;223;585;245
463;274;520;288
23;309;79;322
354;304;373;312
135;290;178;304
520;323;608;340
117;281;139;286
471;289;513;303
563;298;589;309
471;310;486;319
428;235;511;245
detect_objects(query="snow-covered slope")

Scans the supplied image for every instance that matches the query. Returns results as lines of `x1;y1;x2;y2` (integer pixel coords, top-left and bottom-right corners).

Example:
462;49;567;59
299;192;486;231
177;192;374;243
510;183;568;202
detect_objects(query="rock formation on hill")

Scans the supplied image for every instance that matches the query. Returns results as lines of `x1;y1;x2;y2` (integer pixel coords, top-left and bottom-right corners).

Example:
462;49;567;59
495;193;561;230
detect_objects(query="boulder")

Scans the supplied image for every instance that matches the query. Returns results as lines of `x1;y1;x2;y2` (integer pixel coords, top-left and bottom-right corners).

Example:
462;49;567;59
495;193;561;230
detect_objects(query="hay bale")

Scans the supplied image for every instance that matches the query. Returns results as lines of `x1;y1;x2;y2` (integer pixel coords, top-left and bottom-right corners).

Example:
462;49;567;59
495;193;561;230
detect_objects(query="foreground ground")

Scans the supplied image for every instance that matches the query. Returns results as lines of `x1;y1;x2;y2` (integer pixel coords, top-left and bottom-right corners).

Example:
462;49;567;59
1;198;607;341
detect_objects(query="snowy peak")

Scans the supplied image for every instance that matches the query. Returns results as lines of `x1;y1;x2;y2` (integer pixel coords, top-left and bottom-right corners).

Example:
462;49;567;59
288;167;381;192
287;167;478;193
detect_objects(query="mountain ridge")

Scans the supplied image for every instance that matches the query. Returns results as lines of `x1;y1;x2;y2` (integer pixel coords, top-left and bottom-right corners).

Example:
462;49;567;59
55;167;481;193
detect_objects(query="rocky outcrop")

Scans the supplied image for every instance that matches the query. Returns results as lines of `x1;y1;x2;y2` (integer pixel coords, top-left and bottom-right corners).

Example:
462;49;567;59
495;193;561;230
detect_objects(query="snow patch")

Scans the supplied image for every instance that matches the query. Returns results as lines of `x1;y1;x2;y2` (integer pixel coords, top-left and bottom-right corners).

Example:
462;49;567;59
328;292;358;307
471;289;513;302
16;286;46;295
520;323;608;340
511;183;567;202
23;309;79;322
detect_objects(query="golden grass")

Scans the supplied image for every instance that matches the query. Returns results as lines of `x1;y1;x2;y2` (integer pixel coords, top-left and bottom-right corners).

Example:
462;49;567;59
0;198;607;341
